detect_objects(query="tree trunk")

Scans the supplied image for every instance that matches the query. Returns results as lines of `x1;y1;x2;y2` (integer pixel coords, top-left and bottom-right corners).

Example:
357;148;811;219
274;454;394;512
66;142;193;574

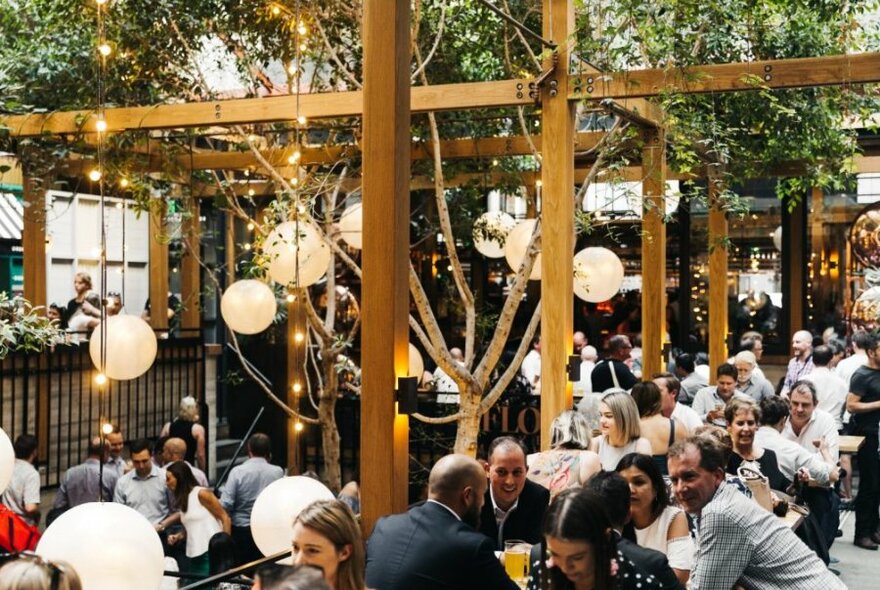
453;384;482;456
319;348;343;493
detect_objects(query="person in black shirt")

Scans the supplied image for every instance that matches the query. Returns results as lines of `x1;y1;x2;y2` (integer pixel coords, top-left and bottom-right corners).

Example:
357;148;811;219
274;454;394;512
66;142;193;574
847;332;880;550
591;335;638;393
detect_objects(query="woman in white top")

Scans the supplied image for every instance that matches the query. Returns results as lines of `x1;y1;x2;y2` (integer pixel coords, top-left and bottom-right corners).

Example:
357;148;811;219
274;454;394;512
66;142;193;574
617;452;693;585
589;390;651;471
165;461;231;578
527;410;602;500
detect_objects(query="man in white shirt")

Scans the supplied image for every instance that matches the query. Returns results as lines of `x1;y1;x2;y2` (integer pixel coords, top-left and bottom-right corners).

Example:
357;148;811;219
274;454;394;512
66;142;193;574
653;372;703;433
803;345;848;430
433;347;465;404
520;335;541;395
756;397;838;487
693;363;748;427
782;380;841;550
836;330;871;386
575;345;598;395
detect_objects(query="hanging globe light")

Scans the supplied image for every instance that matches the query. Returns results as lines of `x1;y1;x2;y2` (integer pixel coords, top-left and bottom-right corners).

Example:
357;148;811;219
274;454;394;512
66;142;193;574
251;476;335;559
263;219;331;287
573;247;625;303
37;502;164;590
473;211;516;258
504;219;541;280
220;279;277;335
338;203;363;250
89;315;158;381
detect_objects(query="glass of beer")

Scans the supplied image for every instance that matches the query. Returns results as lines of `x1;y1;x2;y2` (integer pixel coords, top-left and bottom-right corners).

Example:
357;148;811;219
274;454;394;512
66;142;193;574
504;539;529;583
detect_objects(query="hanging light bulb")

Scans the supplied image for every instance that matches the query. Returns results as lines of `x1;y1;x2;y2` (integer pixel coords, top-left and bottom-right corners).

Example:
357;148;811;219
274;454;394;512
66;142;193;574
98;44;112;57
288;151;301;164
119;178;129;188
95;373;108;386
294;332;305;343
292;382;303;394
286;293;296;303
247;222;255;231
297;115;307;126
294;422;304;433
95;119;108;133
101;423;113;435
89;169;102;182
297;22;308;35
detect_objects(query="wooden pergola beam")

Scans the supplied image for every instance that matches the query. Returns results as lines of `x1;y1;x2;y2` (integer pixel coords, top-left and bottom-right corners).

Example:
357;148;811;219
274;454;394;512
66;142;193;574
571;52;880;100
5;52;879;137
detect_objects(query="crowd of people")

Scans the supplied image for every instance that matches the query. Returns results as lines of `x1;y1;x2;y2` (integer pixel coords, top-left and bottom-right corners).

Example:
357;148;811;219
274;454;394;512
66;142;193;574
3;322;878;589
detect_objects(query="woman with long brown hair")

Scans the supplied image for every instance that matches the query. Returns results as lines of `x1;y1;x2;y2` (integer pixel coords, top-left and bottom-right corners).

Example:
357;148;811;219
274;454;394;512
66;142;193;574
291;499;365;590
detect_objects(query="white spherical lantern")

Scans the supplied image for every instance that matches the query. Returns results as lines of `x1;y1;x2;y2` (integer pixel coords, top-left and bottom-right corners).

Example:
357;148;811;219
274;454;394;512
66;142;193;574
37;502;164;590
473;211;516;258
263;220;332;287
772;226;783;251
338;203;363;250
409;343;424;380
89;315;158;381
573;247;625;303
0;427;14;495
251;476;335;558
504;219;541;280
221;279;277;335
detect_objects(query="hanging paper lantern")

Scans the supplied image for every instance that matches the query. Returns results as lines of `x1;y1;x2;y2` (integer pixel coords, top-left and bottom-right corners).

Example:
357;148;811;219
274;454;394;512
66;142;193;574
37;502;164;590
89;315;158;381
504;219;541;280
409;343;424;380
851;286;880;333
473;211;516;258
251;476;335;558
850;201;880;267
220;279;277;335
772;226;783;251
0;427;14;495
263;220;332;287
573;247;625;303
338;203;363;250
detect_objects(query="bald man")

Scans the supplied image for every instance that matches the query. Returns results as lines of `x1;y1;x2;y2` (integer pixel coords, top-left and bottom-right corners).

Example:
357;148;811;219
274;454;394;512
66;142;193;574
163;437;209;487
365;454;518;590
781;330;815;397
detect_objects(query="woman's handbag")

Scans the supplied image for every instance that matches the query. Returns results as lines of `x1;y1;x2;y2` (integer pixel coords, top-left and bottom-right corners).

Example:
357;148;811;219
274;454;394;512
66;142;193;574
737;464;773;512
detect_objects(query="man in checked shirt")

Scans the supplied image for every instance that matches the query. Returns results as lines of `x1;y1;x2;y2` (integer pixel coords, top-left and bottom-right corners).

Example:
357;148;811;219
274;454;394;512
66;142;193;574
668;435;844;589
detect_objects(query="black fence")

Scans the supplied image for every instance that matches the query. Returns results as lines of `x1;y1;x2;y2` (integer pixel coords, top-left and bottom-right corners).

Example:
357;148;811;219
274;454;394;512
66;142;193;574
0;336;205;487
298;396;543;503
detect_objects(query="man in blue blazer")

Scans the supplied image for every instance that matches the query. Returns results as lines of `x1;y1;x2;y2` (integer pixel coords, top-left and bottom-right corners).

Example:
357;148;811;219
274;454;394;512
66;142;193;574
479;436;550;549
365;454;519;590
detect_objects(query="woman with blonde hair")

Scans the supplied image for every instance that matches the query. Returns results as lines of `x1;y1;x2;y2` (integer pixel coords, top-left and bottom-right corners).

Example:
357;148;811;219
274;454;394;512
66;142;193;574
590;391;651;471
292;499;365;590
0;555;82;590
160;396;206;468
527;410;602;499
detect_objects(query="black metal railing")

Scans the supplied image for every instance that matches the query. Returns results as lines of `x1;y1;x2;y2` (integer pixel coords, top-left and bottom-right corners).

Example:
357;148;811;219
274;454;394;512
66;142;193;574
0;335;205;487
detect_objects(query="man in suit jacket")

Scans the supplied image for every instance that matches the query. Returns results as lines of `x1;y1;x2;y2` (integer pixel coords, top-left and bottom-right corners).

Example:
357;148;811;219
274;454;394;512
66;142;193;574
479;436;550;549
365;454;518;590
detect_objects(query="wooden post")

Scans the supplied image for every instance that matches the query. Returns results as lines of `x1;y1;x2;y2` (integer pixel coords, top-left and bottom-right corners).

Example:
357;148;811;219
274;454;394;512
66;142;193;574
149;203;169;331
539;0;576;451
640;128;667;379
360;0;411;534
22;176;47;309
708;176;729;372
180;199;200;331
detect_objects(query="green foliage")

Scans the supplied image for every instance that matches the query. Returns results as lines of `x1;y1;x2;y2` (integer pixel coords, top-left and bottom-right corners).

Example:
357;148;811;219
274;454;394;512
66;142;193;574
0;293;63;358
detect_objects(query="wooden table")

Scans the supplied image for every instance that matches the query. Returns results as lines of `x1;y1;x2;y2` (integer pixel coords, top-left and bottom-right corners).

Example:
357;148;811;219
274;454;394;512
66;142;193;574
840;435;866;454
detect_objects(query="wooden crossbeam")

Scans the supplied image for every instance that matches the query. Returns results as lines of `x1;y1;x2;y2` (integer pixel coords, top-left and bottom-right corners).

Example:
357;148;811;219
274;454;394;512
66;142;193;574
5;52;877;137
2;79;533;137
571;52;880;100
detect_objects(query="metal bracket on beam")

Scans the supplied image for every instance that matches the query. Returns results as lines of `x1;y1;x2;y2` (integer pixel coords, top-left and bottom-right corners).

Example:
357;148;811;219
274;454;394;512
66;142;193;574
529;53;560;103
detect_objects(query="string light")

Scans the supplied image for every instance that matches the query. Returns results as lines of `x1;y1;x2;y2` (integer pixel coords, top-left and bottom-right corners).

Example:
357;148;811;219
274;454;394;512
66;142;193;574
297;115;307;125
101;423;113;435
294;331;305;343
95;373;108;386
286;293;296;303
247;222;255;231
294;422;304;432
98;43;112;57
119;178;129;188
96;119;108;133
288;150;301;164
292;382;303;394
89;169;103;182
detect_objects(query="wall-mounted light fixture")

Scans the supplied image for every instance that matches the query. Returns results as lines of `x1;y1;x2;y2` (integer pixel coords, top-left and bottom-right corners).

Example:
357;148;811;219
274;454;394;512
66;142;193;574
566;355;581;382
396;376;419;414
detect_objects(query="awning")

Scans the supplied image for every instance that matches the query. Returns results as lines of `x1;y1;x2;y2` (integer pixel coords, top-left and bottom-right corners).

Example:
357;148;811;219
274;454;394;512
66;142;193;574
0;192;23;241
